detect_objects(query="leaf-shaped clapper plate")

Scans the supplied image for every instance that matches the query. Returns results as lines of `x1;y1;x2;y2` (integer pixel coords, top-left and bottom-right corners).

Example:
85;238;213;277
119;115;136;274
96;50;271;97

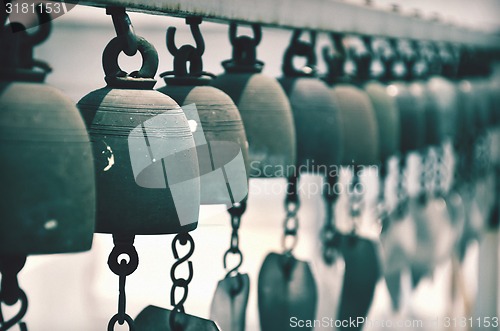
135;305;220;331
258;252;318;331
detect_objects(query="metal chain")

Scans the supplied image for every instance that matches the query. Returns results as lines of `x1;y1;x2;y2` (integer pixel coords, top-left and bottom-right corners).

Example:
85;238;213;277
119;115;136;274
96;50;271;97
223;201;247;278
395;156;409;217
348;166;364;233
433;146;445;197
107;234;138;331
376;163;390;232
169;232;195;331
0;255;28;331
322;175;340;264
282;176;300;255
418;150;432;204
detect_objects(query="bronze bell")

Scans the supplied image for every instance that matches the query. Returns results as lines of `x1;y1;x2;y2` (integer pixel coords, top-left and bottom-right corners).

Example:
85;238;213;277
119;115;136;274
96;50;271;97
0;16;95;255
324;34;379;166
424;43;460;146
364;81;400;162
374;40;427;155
78;36;200;235
157;18;248;205
355;37;400;163
278;30;343;173
210;23;296;178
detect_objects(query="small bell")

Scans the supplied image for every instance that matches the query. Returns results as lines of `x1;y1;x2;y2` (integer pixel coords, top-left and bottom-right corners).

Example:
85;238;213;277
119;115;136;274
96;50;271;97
278;30;343;173
324;34;379;166
78;35;200;235
358;37;400;163
211;23;296;178
424;42;460;146
157;17;249;206
370;38;427;155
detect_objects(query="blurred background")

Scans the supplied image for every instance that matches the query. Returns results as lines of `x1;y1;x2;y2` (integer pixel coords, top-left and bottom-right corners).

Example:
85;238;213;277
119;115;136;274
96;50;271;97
3;0;500;330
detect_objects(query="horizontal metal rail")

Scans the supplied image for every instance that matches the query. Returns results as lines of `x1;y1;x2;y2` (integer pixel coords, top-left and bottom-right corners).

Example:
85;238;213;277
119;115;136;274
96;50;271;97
60;0;500;49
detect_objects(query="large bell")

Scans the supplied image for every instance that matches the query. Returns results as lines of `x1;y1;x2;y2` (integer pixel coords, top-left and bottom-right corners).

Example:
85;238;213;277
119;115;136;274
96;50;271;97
210;23;296;178
0;18;95;255
278;30;343;173
78;36;200;234
157;19;248;205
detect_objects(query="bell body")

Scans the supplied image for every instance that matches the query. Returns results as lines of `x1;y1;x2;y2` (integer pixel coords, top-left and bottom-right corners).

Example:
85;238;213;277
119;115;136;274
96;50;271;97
456;80;478;148
426;76;459;145
330;84;379;166
157;84;249;205
279;77;343;173
0;82;95;255
388;82;426;154
78;87;200;235
364;81;400;162
490;74;500;126
211;73;296;178
469;78;493;134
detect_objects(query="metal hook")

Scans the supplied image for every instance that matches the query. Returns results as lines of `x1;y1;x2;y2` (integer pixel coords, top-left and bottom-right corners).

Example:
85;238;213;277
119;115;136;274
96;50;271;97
228;23;261;47
223;249;243;278
163;16;210;79
282;29;317;77
222;22;264;72
323;33;346;83
107;6;137;56
166;17;205;57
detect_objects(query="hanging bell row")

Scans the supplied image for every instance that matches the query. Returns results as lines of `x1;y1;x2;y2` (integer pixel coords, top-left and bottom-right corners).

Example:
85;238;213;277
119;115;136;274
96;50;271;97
3;15;499;247
1;6;500;331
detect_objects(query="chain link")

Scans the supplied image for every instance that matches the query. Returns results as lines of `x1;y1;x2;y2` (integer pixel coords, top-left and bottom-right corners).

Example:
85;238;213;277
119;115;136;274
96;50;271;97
169;232;195;331
0;255;28;331
107;234;138;331
282;176;300;254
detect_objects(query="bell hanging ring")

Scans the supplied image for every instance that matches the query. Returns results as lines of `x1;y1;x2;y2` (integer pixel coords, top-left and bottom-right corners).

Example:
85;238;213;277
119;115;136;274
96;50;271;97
157;17;249;206
279;30;343;173
0;11;95;255
211;23;296;178
78;35;200;235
